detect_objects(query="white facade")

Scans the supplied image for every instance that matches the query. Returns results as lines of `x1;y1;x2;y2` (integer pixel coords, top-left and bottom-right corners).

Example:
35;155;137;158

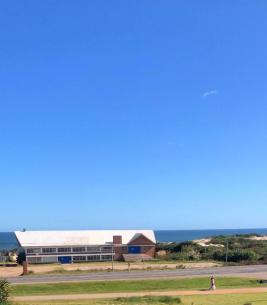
15;230;156;264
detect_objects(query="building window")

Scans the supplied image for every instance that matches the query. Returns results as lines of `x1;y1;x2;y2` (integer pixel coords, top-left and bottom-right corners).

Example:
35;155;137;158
101;255;112;261
121;246;128;253
42;248;57;253
42;256;58;263
58;248;71;253
101;246;112;253
87;255;100;261
27;257;42;263
73;256;86;262
87;247;101;253
26;248;41;254
72;247;86;253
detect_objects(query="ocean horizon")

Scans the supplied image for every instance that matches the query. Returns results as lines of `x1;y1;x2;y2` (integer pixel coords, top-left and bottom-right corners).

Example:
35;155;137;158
1;228;267;250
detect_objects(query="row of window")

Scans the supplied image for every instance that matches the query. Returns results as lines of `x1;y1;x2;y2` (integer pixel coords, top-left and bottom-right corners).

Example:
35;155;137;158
26;245;153;255
27;255;113;263
26;246;113;254
73;255;112;262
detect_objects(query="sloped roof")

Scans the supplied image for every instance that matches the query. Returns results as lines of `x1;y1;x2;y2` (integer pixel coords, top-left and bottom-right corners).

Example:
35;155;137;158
15;230;156;247
128;233;155;245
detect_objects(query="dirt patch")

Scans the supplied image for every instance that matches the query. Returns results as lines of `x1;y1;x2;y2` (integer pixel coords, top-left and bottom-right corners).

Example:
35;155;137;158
0;265;22;277
1;261;221;278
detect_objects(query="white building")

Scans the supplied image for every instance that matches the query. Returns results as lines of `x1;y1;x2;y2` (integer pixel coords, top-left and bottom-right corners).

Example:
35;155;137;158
15;230;156;264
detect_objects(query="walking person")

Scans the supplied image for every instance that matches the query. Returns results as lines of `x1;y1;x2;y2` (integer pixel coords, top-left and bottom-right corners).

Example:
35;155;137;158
210;275;216;290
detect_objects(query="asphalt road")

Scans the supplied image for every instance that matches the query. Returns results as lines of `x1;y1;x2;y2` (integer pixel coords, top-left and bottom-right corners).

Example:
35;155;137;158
8;264;267;284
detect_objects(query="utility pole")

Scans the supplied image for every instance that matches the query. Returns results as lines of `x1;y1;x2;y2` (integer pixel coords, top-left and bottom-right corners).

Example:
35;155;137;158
111;244;114;272
225;240;229;264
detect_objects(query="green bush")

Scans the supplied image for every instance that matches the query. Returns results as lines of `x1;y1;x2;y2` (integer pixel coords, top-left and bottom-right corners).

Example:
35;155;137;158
116;296;181;304
227;249;260;262
0;278;10;304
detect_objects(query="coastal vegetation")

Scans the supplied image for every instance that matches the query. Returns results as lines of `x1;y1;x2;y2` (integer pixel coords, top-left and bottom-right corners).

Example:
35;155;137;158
156;234;267;264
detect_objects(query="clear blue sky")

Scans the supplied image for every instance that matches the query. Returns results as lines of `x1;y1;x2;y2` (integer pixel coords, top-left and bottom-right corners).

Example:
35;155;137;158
1;1;267;231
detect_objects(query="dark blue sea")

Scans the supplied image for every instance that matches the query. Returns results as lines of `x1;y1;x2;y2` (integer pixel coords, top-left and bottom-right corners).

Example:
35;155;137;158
1;229;267;250
155;228;267;243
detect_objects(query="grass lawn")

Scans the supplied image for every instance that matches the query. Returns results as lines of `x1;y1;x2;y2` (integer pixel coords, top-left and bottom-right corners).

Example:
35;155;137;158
11;277;265;296
15;293;267;305
184;293;267;305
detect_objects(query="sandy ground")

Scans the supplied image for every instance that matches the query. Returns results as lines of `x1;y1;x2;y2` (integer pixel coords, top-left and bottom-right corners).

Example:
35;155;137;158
249;236;267;241
194;235;267;246
194;238;224;247
0;261;220;278
11;287;267;302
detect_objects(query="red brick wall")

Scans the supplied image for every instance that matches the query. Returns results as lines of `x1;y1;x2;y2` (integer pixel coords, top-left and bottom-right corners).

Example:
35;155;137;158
114;247;122;260
113;235;122;245
114;234;156;260
113;235;123;260
143;246;155;257
128;234;155;258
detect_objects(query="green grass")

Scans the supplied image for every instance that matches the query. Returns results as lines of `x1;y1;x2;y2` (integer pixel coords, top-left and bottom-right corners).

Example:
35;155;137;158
11;277;264;296
14;293;267;305
183;293;267;305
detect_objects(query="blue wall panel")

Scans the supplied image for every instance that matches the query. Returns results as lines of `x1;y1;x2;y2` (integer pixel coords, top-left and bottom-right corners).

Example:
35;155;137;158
58;256;72;264
128;246;141;254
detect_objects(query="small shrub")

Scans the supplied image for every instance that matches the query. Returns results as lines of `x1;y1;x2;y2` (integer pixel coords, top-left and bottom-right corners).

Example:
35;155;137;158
176;264;186;269
0;278;10;303
156;296;182;303
115;296;182;304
